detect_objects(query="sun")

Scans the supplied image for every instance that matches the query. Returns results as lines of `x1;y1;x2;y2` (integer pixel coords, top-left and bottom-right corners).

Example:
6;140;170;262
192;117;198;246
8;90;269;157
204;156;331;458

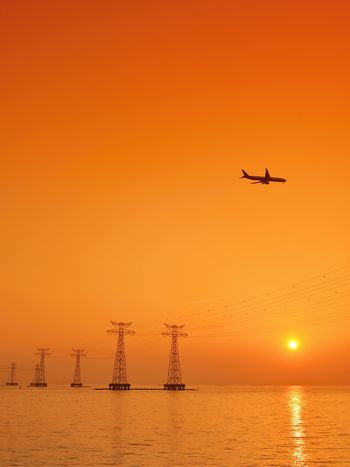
287;339;299;351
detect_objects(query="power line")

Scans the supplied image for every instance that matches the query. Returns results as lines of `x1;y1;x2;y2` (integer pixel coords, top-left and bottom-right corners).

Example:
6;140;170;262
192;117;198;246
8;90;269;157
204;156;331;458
189;283;350;330
190;293;350;333
174;264;350;321
174;272;350;329
190;308;350;340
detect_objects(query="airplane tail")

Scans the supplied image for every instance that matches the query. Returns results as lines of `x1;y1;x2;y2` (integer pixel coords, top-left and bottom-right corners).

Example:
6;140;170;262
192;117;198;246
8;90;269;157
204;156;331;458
241;169;249;178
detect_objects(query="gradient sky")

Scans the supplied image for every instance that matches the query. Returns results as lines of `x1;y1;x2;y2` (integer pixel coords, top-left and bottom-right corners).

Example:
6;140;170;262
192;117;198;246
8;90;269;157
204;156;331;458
1;0;350;385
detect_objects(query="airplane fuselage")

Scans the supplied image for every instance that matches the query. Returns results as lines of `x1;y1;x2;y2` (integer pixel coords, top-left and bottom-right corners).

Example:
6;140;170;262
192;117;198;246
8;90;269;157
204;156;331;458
245;175;286;184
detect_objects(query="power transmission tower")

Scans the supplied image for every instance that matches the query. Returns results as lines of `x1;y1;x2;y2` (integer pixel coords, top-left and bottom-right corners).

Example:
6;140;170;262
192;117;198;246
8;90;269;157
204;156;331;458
162;323;187;390
107;321;135;390
30;364;40;386
6;362;18;386
31;348;50;387
71;349;86;387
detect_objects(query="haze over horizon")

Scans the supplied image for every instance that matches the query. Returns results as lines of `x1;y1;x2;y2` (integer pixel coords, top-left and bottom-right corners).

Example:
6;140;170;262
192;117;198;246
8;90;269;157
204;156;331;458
1;0;350;385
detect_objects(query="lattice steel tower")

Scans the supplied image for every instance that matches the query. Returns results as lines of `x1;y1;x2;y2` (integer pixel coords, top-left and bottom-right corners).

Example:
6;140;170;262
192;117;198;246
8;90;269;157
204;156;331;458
71;349;86;387
6;362;18;386
30;364;40;386
162;323;187;390
31;348;50;387
108;321;135;390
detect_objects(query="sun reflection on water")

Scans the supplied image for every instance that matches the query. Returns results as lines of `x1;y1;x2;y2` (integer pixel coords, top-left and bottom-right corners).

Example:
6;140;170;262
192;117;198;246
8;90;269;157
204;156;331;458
289;387;307;466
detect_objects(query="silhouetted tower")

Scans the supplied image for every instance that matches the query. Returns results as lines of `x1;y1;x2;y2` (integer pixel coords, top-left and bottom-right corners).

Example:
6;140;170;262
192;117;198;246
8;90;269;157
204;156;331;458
31;348;50;387
30;364;40;386
71;349;86;387
108;321;135;390
6;362;18;386
162;324;188;390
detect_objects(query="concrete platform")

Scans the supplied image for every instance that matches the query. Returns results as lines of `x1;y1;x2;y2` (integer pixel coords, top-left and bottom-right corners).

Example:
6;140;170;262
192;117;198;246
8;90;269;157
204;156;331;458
109;383;131;390
94;386;198;391
164;384;186;390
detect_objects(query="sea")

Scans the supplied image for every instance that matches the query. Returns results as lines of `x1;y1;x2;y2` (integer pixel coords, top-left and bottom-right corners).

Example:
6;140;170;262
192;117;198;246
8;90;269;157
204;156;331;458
1;385;350;466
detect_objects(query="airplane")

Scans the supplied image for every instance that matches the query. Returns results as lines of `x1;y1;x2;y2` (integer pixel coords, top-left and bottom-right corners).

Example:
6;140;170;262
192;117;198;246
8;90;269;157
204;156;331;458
241;168;287;184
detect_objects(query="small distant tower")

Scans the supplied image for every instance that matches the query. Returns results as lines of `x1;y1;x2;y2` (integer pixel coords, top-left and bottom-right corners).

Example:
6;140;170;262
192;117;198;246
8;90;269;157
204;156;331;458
108;321;135;390
162;324;187;390
31;348;50;387
6;362;18;386
71;349;86;387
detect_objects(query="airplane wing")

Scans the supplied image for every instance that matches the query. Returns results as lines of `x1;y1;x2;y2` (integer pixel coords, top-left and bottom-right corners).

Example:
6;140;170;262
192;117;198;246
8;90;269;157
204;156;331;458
265;168;270;178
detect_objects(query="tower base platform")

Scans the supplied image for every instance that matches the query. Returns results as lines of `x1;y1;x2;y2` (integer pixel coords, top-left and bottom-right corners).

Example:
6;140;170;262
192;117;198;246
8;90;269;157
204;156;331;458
30;383;47;387
6;382;19;386
109;383;131;390
164;384;186;390
71;383;83;387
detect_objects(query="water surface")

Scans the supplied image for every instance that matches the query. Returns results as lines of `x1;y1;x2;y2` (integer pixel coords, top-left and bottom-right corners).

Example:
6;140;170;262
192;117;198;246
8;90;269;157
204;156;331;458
1;386;350;466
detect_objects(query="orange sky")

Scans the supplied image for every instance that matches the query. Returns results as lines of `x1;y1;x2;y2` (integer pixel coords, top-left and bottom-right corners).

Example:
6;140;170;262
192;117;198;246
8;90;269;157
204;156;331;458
1;0;350;385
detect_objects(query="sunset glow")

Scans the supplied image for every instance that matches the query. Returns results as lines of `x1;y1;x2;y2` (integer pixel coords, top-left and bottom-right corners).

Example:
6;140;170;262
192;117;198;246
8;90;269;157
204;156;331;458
2;2;350;466
0;0;350;387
